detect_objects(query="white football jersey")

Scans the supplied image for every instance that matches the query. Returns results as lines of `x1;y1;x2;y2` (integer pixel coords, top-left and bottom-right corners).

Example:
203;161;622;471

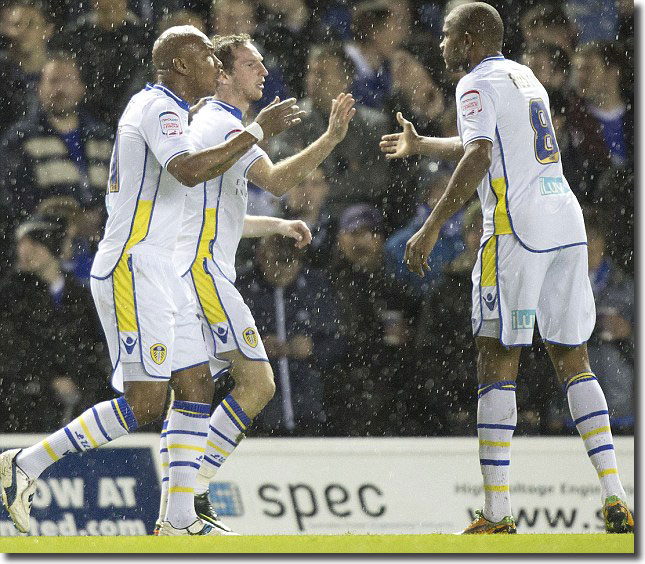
91;84;195;278
174;100;266;281
456;56;586;251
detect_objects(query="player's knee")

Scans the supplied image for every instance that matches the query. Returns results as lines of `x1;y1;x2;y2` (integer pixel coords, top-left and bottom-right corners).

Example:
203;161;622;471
124;389;166;425
257;367;276;404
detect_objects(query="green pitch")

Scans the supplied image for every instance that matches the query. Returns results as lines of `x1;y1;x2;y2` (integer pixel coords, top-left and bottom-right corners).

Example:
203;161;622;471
0;534;634;553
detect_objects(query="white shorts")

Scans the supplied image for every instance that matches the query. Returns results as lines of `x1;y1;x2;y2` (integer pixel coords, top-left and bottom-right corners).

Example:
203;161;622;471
184;256;268;363
90;251;210;393
471;235;595;347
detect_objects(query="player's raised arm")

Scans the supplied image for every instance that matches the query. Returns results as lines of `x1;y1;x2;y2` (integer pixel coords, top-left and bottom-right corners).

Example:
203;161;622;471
247;93;356;196
404;138;491;277
379;112;465;161
168;97;304;187
242;216;312;248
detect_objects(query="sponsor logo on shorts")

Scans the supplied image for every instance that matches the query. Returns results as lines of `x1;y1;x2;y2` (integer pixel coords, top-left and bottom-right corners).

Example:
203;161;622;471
483;291;497;311
242;327;258;348
150;343;167;364
216;325;229;343
539;176;569;195
122;336;137;354
511;309;536;330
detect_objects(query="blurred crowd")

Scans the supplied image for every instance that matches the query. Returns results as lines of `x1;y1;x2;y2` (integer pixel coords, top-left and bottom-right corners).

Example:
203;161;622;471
0;0;634;436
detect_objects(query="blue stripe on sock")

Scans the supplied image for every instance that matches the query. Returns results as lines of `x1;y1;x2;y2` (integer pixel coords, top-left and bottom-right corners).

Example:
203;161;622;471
162;477;169;483
588;444;614;457
172;400;210;417
116;397;139;431
563;375;597;393
160;448;168;454
162;420;169;430
480;459;510;466
477;424;516;430
203;455;221;468
168;461;201;470
478;380;517;398
64;427;82;452
165;430;208;437
574;410;609;426
209;425;237;447
223;394;252;426
92;407;112;442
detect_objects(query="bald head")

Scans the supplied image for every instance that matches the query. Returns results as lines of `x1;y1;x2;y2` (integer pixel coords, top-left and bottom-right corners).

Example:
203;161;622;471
448;2;504;52
152;25;211;72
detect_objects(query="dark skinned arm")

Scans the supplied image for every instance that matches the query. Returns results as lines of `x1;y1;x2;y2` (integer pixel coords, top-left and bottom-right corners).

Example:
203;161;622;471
404;139;492;277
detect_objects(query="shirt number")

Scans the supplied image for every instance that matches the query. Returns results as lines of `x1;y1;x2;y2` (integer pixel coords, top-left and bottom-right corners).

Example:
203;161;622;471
529;98;559;164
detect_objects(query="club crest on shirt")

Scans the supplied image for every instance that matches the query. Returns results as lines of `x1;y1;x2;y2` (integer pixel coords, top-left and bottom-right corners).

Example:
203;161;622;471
242;327;258;348
159;111;183;136
460;90;483;117
150;343;167;364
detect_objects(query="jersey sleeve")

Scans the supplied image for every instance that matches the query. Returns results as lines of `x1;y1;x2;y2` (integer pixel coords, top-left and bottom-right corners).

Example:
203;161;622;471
455;74;497;147
138;99;195;169
189;105;267;178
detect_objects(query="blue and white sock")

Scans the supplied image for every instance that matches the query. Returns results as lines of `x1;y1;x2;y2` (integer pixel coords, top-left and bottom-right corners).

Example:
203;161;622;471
165;400;210;528
195;394;250;495
17;397;138;479
565;372;627;502
477;381;517;523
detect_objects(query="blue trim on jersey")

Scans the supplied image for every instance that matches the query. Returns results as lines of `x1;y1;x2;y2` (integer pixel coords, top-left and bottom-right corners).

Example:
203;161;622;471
469;55;505;74
495;127;587;254
146;83;191;112
224;129;243;140
171;359;209;374
543;337;590;348
164;149;190;169
64;427;82;452
210;99;243;121
95;146;149;280
243;154;263;178
209;425;237;447
463;135;494;146
212;176;225;255
92;407;112;442
203;259;269;362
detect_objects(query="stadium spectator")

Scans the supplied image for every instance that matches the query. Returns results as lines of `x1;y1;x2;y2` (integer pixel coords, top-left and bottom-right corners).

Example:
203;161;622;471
345;0;412;109
519;3;577;57
0;216;111;433
548;209;634;433
0;0;53;136
412;200;481;435
156;8;206;34
569;42;632;172
0;52;113;259
327;204;413;436
521;43;571;98
56;0;151;129
237;234;343;435
384;169;464;303
268;43;389;218
281;167;335;269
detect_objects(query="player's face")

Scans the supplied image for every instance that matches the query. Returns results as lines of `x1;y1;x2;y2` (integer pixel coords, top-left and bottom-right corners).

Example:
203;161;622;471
228;43;268;103
190;37;224;97
440;16;468;73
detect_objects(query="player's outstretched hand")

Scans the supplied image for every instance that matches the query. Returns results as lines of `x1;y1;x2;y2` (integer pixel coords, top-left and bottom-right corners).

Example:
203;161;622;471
278;219;312;249
256;97;307;137
379;112;420;159
404;224;439;277
326;93;356;143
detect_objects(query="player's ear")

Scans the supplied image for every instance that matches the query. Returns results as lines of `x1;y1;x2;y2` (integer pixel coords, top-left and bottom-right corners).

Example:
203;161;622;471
172;56;189;76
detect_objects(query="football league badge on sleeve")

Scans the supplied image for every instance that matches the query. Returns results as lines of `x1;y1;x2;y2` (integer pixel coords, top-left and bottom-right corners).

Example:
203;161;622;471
150;343;167;364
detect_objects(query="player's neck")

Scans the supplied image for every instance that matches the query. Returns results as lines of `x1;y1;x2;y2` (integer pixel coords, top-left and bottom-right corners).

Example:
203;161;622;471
216;88;249;116
467;50;503;72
